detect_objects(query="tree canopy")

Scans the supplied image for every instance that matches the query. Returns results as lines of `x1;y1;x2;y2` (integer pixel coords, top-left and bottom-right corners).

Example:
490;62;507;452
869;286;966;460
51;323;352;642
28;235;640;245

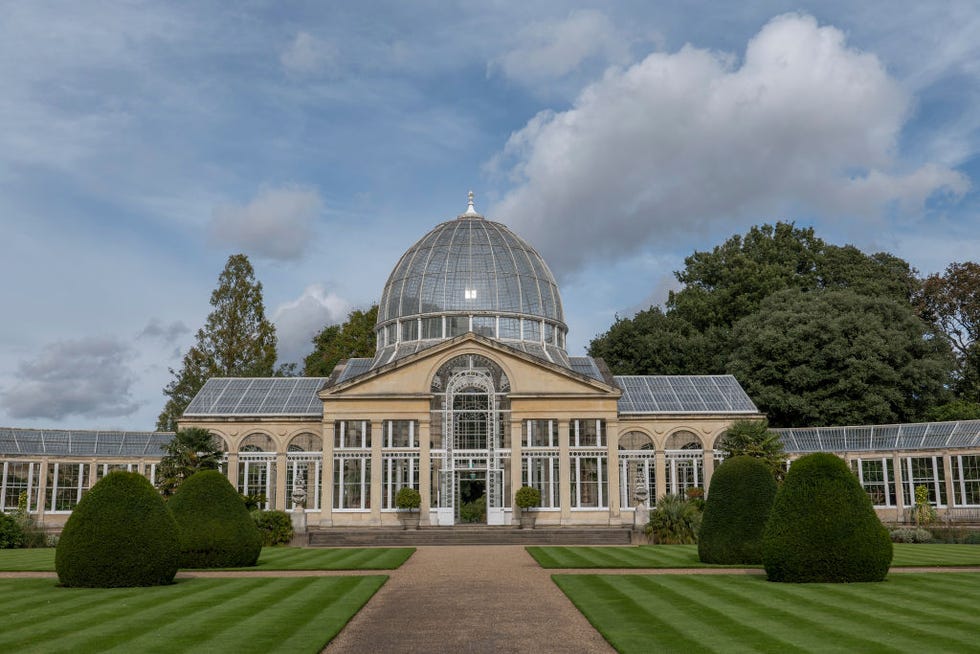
918;261;980;402
156;427;226;497
157;254;278;431
303;305;378;376
589;222;954;427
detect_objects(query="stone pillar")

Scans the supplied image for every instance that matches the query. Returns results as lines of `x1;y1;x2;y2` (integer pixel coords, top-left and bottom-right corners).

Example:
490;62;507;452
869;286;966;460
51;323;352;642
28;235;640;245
87;462;99;489
419;419;432;526
274;452;288;511
36;458;49;525
559;420;571;525
510;418;523;526
892;453;905;523
370;421;383;525
226;453;239;493
702;449;715;494
654;449;667;504
320;422;335;526
942;452;956;512
606;421;621;525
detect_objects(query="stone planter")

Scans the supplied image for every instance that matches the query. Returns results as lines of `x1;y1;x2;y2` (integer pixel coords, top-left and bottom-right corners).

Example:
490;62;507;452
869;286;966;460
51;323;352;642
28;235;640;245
398;511;421;530
519;510;537;530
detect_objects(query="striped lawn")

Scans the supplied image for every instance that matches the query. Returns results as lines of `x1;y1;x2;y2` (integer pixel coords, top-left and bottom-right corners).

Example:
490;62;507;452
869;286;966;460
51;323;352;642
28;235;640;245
0;546;414;572
0;576;386;654
528;544;980;569
555;573;980;653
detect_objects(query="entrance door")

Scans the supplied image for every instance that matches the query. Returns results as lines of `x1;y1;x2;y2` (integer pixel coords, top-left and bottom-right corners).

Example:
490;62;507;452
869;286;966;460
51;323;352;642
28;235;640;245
457;472;487;524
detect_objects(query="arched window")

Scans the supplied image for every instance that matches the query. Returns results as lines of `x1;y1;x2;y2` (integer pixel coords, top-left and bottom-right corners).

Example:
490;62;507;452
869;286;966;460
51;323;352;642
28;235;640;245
619;431;655;509
287;433;322;452
239;433;275;453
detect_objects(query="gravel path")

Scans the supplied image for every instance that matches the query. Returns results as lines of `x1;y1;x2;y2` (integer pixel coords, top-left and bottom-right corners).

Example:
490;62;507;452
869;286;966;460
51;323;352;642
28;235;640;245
323;545;615;654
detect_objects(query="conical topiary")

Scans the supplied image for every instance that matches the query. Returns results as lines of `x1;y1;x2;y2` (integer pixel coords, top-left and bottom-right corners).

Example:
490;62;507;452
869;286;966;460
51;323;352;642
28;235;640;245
56;471;179;587
167;469;263;568
762;452;892;582
698;456;777;564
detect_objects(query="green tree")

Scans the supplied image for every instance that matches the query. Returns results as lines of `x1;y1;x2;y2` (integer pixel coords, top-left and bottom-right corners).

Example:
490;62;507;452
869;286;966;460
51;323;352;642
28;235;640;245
918;261;980;401
303;305;378;376
589;222;921;378
698;456;777;564
156;427;225;497
923;399;980;422
157;254;278;430
727;289;953;427
717;419;787;481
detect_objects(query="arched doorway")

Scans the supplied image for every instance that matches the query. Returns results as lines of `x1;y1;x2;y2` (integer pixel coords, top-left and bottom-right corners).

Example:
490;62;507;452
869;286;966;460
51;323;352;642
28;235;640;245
430;354;511;525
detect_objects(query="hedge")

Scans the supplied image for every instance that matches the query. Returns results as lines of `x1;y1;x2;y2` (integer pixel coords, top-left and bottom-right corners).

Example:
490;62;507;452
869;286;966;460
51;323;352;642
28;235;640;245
168;470;263;568
55;471;179;587
762;452;892;582
698;456;777;564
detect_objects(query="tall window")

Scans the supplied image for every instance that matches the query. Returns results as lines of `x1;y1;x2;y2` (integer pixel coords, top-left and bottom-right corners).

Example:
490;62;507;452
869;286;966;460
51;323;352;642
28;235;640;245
952;455;980;507
333;455;371;510
335;421;370;449
619;431;655;509
47;463;87;512
902;456;946;507
851;458;896;507
239;433;276;510
665;431;703;496
453;391;489;450
382;420;420;509
287;433;322;512
524;419;557;447
1;462;40;512
570;419;607;509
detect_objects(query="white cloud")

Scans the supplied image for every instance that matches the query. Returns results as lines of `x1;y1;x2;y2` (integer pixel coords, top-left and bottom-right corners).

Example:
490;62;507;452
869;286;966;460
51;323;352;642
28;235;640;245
209;185;323;260
272;284;352;366
490;9;630;86
0;337;140;420
281;31;339;77
137;318;190;344
489;13;971;276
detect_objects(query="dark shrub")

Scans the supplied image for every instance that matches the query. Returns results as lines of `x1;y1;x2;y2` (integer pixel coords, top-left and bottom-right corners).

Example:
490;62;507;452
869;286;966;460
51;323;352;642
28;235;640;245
698;456;777;564
964;531;980;545
55;471;179;587
889;527;933;543
0;512;25;549
762;452;892;583
168;470;263;568
647;494;701;544
252;510;294;546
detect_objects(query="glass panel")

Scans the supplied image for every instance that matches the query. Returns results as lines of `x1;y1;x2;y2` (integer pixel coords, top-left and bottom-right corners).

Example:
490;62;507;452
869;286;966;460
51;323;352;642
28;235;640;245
401;319;419;342
472;316;495;338
499;318;521;340
421;317;442;339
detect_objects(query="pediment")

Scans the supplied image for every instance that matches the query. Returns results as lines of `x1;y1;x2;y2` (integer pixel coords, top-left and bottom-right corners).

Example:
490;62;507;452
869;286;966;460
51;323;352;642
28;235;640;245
320;334;620;399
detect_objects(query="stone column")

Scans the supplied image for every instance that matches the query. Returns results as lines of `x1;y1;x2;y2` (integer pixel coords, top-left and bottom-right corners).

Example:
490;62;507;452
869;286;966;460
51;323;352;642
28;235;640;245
87;462;98;489
510;417;523;526
370;421;383;525
274;452;288;511
36;458;49;526
320;422;335;526
226;453;239;494
892;453;905;523
942;452;956;513
606;421;621;525
654;449;667;504
702;449;715;494
419;419;432;526
559;420;571;525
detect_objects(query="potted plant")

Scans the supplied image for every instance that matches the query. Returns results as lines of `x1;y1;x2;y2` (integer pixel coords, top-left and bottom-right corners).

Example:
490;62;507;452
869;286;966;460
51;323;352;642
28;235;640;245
514;485;541;529
395;487;421;530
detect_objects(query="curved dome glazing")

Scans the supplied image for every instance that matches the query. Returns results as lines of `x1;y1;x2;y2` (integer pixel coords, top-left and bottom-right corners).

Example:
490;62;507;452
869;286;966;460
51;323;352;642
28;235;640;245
373;199;568;368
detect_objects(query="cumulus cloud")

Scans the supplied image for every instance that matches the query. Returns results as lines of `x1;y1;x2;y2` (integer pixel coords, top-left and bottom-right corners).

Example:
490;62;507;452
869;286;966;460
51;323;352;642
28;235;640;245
490;9;631;85
489;13;970;276
137;318;190;344
209;185;323;260
0;337;140;420
272;284;352;365
280;31;340;77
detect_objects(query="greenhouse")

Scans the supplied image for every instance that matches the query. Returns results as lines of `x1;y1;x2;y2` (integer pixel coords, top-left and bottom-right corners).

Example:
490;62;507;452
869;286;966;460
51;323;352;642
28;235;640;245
1;196;979;528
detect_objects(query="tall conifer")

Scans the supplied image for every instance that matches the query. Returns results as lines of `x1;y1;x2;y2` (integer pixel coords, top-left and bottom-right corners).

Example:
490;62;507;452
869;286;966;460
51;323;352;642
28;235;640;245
157;254;277;430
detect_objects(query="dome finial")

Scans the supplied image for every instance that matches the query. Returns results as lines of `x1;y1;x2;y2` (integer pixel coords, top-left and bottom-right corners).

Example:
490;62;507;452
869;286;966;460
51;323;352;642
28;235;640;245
465;190;477;216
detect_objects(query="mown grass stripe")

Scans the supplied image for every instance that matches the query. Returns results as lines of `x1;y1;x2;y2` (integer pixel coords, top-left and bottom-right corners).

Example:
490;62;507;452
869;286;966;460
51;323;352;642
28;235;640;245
555;574;710;654
678;575;890;652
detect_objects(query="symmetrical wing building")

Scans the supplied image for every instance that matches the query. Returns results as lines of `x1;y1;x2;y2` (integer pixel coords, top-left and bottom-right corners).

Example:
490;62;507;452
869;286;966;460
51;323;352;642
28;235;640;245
1;197;978;527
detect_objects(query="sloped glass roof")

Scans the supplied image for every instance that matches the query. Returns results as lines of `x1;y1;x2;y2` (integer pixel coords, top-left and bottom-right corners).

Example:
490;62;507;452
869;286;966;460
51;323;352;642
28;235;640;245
615;375;758;414
569;357;604;382
774;421;980;453
0;428;171;456
183;377;328;417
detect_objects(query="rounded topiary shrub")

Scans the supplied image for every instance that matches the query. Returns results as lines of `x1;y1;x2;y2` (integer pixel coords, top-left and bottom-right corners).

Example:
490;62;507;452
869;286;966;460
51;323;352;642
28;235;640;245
168;470;262;568
56;471;179;587
0;512;25;549
698;456;777;564
762;452;892;583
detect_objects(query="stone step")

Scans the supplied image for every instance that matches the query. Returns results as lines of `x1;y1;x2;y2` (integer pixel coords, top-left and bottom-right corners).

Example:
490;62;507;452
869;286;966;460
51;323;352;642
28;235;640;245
307;526;633;547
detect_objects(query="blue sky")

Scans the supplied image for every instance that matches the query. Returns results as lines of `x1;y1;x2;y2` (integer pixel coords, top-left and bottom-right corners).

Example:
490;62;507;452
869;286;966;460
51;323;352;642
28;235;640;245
1;1;979;430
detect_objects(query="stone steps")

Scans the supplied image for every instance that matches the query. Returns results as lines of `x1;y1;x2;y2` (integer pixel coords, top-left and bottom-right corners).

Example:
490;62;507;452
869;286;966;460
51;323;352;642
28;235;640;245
307;526;633;547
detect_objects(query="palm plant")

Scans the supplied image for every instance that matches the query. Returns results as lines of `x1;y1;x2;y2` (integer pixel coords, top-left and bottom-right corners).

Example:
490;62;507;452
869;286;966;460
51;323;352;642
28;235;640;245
647;494;702;544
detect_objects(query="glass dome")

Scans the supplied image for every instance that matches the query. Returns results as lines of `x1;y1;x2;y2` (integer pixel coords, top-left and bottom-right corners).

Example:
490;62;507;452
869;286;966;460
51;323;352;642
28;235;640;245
373;196;569;368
